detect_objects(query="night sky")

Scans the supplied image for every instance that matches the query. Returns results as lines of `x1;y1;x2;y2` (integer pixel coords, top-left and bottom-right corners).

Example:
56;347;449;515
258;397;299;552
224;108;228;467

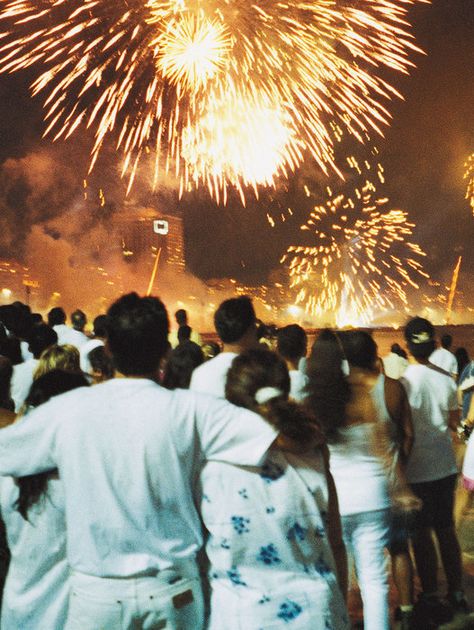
0;0;472;302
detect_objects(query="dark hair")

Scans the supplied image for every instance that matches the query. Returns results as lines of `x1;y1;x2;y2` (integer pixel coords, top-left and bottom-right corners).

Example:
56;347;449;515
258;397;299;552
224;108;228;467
305;329;351;442
404;317;435;359
16;370;89;520
339;330;378;370
214;296;256;344
175;309;187;326
225;347;317;447
201;341;221;361
0;356;13;411
177;325;192;344
455;347;469;379
441;334;452;350
88;346;115;381
28;324;58;359
162;341;204;389
0;338;22;365
277;324;307;361
391;343;407;359
71;309;86;331
31;313;43;325
92;314;108;338
106;293;169;376
47;307;66;327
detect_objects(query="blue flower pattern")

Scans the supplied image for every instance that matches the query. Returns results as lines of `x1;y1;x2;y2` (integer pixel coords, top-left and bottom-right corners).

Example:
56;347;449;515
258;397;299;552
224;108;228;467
257;543;281;565
227;566;247;587
238;488;249;499
287;522;307;542
231;515;250;534
277;600;303;623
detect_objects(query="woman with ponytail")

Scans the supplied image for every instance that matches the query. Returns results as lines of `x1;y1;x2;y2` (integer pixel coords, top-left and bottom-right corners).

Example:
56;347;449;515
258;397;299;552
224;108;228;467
200;347;349;630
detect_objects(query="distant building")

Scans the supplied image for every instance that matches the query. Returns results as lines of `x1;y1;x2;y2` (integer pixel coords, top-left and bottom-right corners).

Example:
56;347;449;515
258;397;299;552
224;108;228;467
112;207;185;274
0;260;39;305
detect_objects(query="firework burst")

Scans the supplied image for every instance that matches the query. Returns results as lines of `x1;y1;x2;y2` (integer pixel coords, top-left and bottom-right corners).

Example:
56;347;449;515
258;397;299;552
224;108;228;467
0;0;428;199
281;152;428;325
464;153;474;214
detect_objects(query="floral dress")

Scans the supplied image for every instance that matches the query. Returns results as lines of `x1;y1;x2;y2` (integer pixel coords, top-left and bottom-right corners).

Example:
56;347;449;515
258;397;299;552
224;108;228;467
200;449;349;630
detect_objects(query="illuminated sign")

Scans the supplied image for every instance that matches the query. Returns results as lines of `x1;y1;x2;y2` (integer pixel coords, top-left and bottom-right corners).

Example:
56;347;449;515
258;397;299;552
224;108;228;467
153;220;169;235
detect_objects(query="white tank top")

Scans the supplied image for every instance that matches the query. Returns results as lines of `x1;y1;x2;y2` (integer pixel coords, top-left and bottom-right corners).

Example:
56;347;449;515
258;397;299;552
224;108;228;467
328;374;393;516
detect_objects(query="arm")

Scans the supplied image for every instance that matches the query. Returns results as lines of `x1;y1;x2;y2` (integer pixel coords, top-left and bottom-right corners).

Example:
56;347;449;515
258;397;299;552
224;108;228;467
0;400;60;476
322;445;347;600
385;377;414;461
194;393;277;466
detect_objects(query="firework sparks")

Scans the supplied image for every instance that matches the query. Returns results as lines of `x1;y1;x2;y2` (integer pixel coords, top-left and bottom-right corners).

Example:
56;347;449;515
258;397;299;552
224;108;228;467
464;153;474;214
281;152;429;326
0;0;428;199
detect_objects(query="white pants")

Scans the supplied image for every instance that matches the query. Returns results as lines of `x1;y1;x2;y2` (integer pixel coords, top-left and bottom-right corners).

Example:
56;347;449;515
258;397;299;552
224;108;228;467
65;565;204;630
341;508;391;630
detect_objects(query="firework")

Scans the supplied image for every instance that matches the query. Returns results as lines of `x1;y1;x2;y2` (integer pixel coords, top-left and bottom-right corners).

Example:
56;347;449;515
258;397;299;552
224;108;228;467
464;154;474;214
281;152;428;326
0;0;427;199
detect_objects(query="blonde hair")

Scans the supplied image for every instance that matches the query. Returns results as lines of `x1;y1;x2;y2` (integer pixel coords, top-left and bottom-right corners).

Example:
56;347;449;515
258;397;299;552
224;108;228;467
34;344;81;380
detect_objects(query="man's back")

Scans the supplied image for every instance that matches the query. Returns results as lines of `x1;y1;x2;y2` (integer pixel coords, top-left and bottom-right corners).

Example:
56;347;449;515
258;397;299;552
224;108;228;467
430;347;457;376
0;378;276;577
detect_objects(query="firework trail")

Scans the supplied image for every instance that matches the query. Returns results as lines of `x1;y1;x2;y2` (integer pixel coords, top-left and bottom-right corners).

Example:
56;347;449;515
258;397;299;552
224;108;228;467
281;150;429;325
464;154;474;214
0;0;428;201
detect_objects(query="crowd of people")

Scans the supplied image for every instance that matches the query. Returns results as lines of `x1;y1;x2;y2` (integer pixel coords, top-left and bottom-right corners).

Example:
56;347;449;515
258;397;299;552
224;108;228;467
0;295;472;629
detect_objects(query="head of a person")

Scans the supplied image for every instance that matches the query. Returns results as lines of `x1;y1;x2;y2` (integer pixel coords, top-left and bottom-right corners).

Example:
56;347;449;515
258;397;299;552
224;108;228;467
71;309;87;332
390;343;407;359
18;369;89;520
31;313;43;325
88;345;115;383
339;330;378;371
92;314;108;338
277;324;307;364
106;293;169;376
162;340;204;390
201;341;221;361
455;347;469;376
34;344;80;379
226;347;318;446
9;304;33;340
28;324;58;360
214;296;257;346
47;307;66;327
404;317;436;360
175;309;188;326
225;347;290;411
441;334;453;350
177;324;192;344
0;338;22;365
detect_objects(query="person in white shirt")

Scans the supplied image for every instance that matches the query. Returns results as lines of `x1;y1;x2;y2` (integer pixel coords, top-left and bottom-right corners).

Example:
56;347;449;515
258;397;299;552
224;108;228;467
48;307;88;350
190;296;258;398
10;324;58;412
201;347;349;630
0;370;89;630
429;334;458;379
276;324;309;402
0;293;277;630
79;314;108;374
401;318;469;623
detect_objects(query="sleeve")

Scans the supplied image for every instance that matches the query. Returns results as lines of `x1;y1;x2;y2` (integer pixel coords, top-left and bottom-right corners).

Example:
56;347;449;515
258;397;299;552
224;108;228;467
194;393;277;465
0;400;61;476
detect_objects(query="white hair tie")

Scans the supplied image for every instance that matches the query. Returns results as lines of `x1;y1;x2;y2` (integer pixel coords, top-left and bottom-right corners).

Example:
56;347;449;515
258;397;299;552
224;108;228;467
410;331;431;344
255;387;284;405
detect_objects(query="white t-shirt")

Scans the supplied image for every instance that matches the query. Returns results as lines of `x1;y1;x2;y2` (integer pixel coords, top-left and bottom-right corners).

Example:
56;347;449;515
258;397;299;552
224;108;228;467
429;347;458;376
0;475;69;630
53;325;88;349
289;370;309;402
462;430;474;482
190;352;237;398
401;364;458;483
0;379;276;578
10;359;38;412
382;352;408;380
